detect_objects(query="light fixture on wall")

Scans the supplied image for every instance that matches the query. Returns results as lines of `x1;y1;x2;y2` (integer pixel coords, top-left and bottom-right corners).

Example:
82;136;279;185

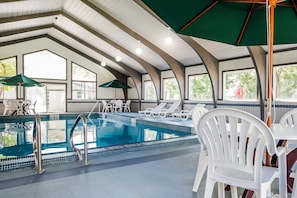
164;27;172;45
101;61;106;67
135;40;142;55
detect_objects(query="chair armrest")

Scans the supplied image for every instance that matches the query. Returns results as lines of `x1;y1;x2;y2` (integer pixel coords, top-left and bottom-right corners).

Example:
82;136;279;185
276;146;286;157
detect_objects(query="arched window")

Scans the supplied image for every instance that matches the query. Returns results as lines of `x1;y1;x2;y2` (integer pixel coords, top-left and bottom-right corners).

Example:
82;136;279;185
274;64;297;101
144;80;157;100
0;57;16;99
24;50;66;80
223;69;257;101
72;63;96;100
163;78;180;100
189;74;212;100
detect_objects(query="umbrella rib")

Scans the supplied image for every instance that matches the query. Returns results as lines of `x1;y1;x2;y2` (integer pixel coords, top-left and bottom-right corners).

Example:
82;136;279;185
237;3;256;45
290;0;297;13
180;0;219;32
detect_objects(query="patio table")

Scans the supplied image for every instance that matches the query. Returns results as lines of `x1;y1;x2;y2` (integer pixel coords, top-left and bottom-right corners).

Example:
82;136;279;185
271;124;297;197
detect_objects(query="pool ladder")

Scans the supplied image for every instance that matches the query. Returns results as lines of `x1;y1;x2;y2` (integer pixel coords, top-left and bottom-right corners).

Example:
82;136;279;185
70;114;88;165
33;113;45;173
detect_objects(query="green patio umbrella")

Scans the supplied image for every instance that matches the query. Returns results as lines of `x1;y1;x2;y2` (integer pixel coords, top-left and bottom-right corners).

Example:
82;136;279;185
99;80;131;98
0;74;45;87
99;80;131;99
142;0;297;46
99;80;131;89
143;0;297;127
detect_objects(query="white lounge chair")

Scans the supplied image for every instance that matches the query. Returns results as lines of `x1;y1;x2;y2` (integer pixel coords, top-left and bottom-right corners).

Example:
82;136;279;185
172;109;193;120
150;101;181;117
138;102;167;116
171;104;206;120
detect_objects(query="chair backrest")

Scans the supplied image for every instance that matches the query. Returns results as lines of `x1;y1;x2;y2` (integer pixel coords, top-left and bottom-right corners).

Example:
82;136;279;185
167;101;181;111
102;100;108;106
7;99;19;110
125;100;131;106
279;108;297;127
192;104;209;133
114;100;123;108
197;108;277;189
155;102;167;110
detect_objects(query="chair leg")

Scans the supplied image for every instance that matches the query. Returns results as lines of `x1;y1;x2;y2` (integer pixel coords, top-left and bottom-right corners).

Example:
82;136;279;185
230;186;238;198
291;172;297;198
192;146;208;192
204;177;216;198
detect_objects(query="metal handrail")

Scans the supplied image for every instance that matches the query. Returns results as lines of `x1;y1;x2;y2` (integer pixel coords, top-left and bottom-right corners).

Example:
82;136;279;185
87;100;99;127
33;113;44;173
70;114;88;165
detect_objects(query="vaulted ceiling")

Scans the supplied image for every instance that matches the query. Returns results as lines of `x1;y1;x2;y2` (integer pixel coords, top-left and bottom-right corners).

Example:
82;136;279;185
1;0;297;80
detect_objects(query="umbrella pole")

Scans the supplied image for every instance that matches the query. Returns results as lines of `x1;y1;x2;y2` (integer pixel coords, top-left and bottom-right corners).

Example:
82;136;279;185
266;0;276;166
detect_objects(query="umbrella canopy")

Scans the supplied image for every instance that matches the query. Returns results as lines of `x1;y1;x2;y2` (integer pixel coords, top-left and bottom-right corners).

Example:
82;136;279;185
99;80;131;89
143;0;296;126
99;80;131;99
142;0;297;46
0;74;45;87
143;0;291;170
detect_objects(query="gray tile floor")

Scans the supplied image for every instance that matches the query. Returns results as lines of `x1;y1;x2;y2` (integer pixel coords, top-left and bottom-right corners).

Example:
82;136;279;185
0;113;291;198
0;139;206;198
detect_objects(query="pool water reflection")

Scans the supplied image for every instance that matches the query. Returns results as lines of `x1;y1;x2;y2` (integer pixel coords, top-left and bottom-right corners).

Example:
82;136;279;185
0;118;190;158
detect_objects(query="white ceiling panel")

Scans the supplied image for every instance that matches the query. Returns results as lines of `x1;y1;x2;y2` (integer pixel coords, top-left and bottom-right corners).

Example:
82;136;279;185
48;28;130;75
89;0;201;66
193;37;250;60
54;15;146;73
0;0;65;17
0;29;49;44
0;16;55;33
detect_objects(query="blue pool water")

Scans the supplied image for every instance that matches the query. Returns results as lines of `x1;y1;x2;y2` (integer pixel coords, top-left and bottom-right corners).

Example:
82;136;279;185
0;116;191;158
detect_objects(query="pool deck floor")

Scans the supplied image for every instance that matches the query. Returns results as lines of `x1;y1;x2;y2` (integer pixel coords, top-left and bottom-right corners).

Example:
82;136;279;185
0;112;290;197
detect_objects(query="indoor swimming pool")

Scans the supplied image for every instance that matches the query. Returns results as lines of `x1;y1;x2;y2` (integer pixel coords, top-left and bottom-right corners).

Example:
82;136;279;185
0;113;193;171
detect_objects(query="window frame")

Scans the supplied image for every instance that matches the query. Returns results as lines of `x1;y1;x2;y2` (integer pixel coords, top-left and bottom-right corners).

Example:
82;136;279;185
188;73;212;101
163;77;180;100
222;68;258;101
71;62;97;100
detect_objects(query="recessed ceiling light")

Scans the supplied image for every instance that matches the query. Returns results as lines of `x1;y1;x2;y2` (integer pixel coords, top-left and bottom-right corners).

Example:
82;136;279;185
135;47;142;55
101;62;106;66
164;36;172;45
115;56;121;62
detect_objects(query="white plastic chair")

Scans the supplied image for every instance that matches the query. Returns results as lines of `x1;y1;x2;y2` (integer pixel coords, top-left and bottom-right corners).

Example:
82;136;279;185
3;99;20;115
279;108;297;128
138;102;167;116
278;108;297;195
123;100;131;112
113;100;123;112
191;104;209;192
150;101;181;117
102;100;112;112
197;108;287;198
279;108;297;147
27;100;37;114
21;100;31;115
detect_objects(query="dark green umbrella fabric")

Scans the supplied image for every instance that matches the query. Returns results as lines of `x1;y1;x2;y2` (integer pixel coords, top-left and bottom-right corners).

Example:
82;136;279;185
142;0;297;46
99;80;131;89
0;74;45;87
